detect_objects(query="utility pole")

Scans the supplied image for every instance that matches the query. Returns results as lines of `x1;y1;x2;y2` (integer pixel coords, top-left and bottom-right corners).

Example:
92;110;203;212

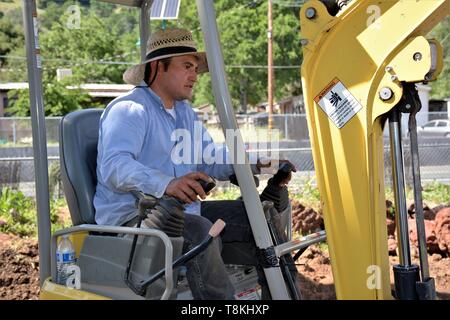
267;0;274;131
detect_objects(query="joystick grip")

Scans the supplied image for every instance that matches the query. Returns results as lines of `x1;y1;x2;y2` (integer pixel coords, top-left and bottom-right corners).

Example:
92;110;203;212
197;178;216;194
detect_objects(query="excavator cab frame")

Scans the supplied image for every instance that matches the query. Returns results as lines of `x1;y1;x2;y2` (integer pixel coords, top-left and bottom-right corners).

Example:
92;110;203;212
21;0;449;300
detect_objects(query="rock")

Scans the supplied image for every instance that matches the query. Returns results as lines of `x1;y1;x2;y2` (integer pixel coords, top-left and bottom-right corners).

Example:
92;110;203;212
407;202;431;219
407;218;439;255
292;205;323;234
431;253;442;262
291;200;306;213
407;201;416;218
435;207;450;256
432;204;450;215
424;209;436;221
291;202;305;218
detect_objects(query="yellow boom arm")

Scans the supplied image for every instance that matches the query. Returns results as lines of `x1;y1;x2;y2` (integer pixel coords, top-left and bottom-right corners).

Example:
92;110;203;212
300;0;449;299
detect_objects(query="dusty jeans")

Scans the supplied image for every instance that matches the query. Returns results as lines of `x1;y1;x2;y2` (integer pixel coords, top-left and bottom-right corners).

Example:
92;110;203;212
199;200;268;299
181;213;235;299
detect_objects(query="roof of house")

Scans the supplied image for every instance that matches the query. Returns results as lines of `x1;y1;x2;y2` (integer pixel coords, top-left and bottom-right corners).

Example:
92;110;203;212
0;82;134;98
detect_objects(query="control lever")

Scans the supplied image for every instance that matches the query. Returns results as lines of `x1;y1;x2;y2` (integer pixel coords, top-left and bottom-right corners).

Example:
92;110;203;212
229;174;259;188
272;162;295;186
260;162;295;213
128;219;226;296
197;177;216;194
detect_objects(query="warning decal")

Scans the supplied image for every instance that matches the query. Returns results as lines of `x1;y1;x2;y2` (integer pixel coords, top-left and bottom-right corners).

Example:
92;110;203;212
314;78;363;129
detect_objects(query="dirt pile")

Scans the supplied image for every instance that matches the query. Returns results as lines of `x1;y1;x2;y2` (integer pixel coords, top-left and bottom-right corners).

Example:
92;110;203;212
292;199;450;258
295;244;450;300
1;196;449;300
291;200;449;300
291;200;323;234
0;234;40;300
0;233;448;300
296;245;336;300
386;202;450;257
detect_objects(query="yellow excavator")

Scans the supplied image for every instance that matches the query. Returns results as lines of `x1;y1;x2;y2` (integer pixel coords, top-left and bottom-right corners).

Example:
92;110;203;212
21;0;449;300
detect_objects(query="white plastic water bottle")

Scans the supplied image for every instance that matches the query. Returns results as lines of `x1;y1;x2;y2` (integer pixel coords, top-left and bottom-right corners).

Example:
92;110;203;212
56;235;76;286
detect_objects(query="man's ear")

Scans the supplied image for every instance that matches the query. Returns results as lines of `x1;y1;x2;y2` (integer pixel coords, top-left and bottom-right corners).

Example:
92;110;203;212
150;60;159;70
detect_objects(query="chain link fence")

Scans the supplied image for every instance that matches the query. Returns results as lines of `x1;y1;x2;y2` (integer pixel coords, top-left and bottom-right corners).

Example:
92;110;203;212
0;112;449;196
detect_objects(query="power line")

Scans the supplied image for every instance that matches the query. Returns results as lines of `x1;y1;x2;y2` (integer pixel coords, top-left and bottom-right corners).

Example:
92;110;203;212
0;55;301;69
272;0;307;8
0;55;133;65
228;65;300;69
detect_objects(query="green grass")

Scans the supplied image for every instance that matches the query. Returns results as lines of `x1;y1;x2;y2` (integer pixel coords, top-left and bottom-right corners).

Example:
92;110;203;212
0;187;71;238
385;180;450;208
208;185;241;201
0;141;60;148
0;0;21;11
317;241;329;253
421;181;450;205
290;177;450;214
289;176;321;211
1;179;448;239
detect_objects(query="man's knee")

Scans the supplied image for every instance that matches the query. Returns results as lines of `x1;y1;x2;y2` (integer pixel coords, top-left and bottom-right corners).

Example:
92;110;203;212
183;214;216;246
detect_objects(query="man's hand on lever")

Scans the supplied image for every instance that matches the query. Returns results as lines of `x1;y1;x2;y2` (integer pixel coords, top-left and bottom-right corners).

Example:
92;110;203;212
165;172;215;204
256;158;297;186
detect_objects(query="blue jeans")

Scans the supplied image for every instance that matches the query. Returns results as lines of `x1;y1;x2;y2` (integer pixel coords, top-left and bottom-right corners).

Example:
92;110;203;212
182;200;266;300
125;200;266;300
182;214;235;299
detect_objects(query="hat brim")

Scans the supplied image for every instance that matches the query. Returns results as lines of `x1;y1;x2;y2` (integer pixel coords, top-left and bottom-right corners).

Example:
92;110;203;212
123;52;208;86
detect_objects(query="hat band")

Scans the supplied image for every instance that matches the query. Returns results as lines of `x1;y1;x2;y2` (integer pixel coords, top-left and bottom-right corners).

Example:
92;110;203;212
146;46;197;61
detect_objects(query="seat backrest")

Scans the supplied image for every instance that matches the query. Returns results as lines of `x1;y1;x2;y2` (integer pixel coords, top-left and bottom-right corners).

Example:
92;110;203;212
60;109;103;225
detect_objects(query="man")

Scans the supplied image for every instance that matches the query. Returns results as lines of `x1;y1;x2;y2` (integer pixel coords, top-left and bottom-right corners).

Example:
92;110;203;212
94;28;294;299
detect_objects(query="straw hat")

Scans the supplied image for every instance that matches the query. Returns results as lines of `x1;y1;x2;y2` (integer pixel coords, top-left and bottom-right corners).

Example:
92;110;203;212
123;28;208;86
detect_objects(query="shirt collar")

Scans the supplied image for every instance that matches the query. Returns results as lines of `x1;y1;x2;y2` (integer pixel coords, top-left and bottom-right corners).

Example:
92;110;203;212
138;81;188;111
138;81;165;106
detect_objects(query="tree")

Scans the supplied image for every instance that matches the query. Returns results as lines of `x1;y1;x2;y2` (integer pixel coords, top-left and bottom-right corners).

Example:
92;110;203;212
40;9;130;84
0;8;24;68
6;76;94;117
3;1;303;112
156;0;302;110
2;2;142;115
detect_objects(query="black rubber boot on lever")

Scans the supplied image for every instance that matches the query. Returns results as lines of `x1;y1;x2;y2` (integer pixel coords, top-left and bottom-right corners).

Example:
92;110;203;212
124;178;223;297
125;191;186;296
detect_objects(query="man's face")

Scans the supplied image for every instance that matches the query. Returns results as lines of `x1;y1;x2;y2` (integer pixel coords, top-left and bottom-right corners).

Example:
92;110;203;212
157;55;199;101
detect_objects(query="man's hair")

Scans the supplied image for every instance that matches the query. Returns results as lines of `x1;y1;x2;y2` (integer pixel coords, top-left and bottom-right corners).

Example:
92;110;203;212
160;57;172;71
144;57;172;86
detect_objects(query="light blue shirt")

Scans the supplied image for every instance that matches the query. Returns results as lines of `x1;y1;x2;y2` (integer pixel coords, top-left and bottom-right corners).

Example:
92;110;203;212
94;84;256;226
